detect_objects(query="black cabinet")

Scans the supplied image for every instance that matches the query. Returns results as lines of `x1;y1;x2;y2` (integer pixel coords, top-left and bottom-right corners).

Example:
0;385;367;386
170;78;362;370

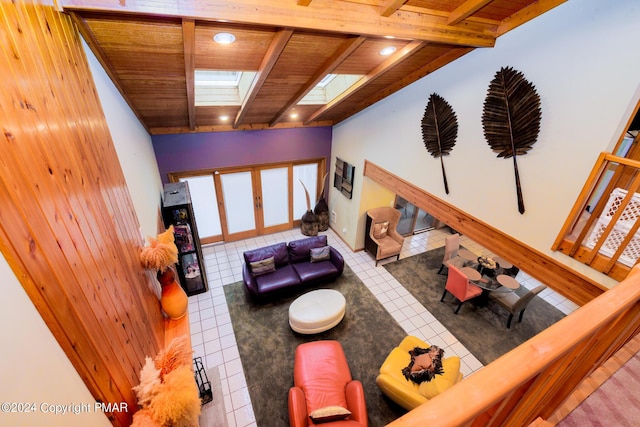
162;182;208;296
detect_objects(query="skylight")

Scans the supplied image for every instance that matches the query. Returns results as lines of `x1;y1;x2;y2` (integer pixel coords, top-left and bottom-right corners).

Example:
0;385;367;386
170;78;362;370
194;70;241;87
194;70;256;106
299;74;363;105
317;74;337;88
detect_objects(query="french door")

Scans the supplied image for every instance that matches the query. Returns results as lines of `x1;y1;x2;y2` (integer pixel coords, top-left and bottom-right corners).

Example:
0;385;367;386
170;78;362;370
173;160;323;243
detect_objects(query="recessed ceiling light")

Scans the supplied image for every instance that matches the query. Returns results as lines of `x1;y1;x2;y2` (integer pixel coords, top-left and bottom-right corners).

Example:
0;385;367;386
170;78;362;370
213;32;236;44
290;113;299;119
379;46;397;56
219;115;229;121
384;35;395;39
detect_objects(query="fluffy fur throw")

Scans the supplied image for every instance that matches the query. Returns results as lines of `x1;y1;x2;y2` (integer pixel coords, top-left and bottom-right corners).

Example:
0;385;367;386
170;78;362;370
131;336;200;427
139;225;179;272
401;346;445;384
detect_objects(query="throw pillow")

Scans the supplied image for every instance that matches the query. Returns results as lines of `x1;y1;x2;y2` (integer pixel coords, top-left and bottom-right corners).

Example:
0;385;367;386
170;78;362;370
418;356;461;399
310;245;331;262
309;405;351;424
401;346;445;384
249;256;276;276
373;221;389;239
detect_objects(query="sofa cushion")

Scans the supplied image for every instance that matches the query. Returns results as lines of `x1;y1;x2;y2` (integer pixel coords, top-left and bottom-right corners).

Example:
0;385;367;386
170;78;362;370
288;235;328;263
249;256;276;276
254;264;301;295
310;246;331;263
377;236;403;258
244;242;289;268
292;260;339;283
417;356;461;399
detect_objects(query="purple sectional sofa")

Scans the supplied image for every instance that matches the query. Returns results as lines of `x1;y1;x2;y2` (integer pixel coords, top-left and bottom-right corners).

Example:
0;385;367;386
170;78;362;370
242;235;344;301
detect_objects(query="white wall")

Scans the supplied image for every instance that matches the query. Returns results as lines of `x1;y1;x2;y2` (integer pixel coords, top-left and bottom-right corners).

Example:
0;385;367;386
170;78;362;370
0;38;164;426
331;0;640;287
82;39;164;242
0;252;112;426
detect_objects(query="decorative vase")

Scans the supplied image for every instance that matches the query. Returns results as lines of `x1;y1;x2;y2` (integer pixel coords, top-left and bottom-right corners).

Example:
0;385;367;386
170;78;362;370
301;210;319;236
157;268;188;320
314;198;329;231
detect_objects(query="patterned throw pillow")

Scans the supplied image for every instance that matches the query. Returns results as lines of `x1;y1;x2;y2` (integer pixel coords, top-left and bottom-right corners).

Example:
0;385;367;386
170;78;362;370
401;346;445;384
373;221;389;239
249;256;276;276
310;246;331;263
309;405;351;423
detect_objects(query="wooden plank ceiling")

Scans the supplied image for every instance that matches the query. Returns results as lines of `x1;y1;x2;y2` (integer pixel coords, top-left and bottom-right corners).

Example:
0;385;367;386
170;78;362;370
61;0;566;134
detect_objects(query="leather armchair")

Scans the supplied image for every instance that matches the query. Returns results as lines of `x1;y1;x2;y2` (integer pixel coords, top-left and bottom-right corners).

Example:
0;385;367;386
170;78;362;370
376;336;463;411
289;340;367;427
364;207;404;266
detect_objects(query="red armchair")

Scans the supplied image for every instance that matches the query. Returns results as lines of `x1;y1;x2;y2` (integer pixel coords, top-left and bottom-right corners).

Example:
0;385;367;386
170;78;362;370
288;340;368;427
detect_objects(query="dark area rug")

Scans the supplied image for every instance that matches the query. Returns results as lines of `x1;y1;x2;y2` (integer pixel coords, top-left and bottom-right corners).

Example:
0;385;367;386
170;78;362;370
224;265;408;427
384;247;566;365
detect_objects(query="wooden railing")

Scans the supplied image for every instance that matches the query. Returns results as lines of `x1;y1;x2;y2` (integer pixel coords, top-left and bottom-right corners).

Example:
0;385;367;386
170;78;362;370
387;264;640;427
554;152;640;281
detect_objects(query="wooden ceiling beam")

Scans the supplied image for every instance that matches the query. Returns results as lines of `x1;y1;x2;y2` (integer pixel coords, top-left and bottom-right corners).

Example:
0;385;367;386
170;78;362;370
182;19;195;131
497;0;567;36
304;40;424;124
380;0;407;18
69;12;151;133
447;0;494;26
333;46;475;125
269;36;366;127
59;0;496;48
234;28;293;128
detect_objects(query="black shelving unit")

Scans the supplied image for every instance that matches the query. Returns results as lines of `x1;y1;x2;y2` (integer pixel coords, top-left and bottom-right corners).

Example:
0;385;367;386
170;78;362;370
162;182;208;296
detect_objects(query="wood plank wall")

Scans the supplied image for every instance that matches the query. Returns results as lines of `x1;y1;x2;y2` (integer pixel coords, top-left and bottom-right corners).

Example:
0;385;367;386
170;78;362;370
363;160;607;306
0;1;165;425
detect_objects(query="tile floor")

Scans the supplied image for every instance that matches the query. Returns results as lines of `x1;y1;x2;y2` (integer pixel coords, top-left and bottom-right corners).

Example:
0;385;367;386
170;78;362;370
189;227;580;427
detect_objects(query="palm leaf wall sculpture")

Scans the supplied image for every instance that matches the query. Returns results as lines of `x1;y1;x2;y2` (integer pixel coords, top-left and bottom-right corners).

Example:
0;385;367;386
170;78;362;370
482;66;541;214
422;93;458;194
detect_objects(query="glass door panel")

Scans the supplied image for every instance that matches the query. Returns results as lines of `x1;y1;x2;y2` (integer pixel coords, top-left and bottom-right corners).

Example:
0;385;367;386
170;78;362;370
413;208;435;233
219;171;257;239
293;163;318;219
260;167;290;232
395;196;416;235
179;175;222;244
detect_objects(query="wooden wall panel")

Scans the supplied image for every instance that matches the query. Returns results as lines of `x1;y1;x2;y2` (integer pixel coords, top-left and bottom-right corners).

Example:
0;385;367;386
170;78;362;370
0;1;165;425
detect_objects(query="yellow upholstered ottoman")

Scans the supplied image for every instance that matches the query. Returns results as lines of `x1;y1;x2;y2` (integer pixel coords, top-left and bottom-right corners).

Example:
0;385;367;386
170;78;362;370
376;336;463;411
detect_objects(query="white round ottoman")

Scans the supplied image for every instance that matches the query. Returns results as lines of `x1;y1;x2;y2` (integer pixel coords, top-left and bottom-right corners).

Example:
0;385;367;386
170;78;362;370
288;289;346;334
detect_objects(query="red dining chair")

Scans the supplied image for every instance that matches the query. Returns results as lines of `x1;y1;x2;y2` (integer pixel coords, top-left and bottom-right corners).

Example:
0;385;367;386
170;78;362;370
440;265;483;314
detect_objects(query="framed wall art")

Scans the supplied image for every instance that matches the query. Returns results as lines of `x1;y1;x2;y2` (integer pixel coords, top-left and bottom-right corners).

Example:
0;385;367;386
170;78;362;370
334;158;355;199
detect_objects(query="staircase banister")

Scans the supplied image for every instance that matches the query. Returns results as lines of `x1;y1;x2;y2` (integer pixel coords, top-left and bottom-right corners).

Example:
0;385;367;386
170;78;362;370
387;265;640;427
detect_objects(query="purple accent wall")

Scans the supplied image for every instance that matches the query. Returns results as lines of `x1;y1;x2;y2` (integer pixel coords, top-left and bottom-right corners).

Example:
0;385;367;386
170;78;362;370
152;127;333;184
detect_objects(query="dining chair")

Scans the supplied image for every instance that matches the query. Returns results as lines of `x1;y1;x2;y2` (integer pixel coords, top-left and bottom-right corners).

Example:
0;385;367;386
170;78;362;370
438;233;467;274
489;285;547;328
440;265;483;314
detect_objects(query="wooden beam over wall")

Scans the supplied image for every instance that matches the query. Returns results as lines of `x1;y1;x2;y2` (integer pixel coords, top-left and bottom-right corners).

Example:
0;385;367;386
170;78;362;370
363;160;606;306
59;0;497;47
